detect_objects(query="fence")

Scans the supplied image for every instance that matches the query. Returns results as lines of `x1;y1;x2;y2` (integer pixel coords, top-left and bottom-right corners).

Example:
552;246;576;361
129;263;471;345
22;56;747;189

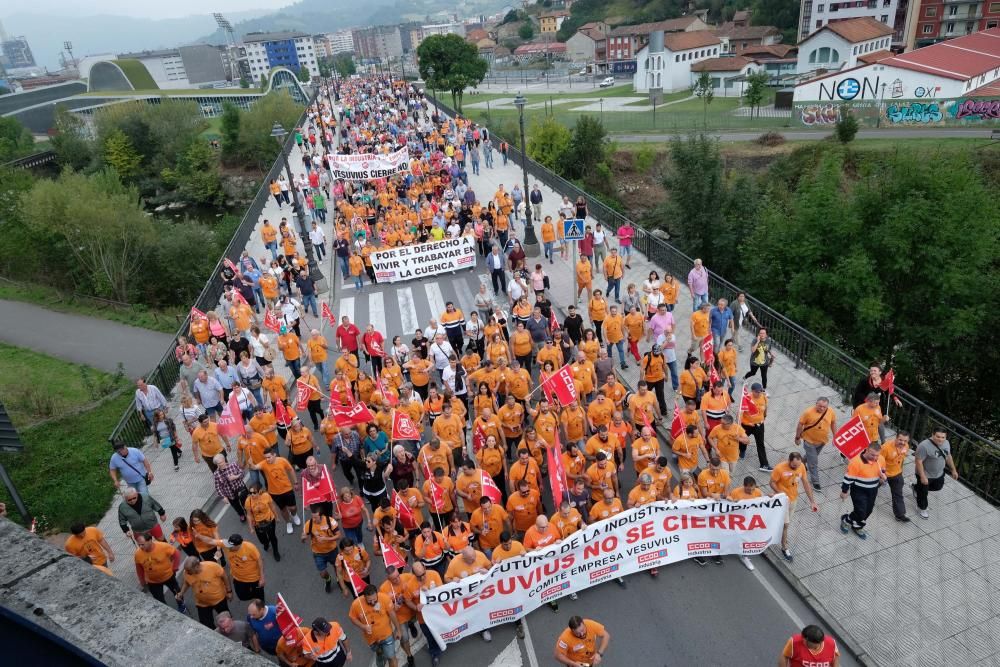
434;95;1000;505
107;91;317;449
1;150;57;170
469;105;791;133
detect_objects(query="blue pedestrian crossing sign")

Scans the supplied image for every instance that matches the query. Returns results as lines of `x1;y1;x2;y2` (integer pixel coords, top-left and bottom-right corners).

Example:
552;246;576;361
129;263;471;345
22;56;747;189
563;218;585;241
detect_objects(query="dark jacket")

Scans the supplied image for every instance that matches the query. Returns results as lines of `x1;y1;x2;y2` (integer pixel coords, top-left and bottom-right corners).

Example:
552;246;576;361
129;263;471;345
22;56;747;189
118;494;165;534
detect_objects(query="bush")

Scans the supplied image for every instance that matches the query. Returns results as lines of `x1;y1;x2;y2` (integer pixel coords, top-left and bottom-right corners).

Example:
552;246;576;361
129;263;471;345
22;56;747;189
634;145;657;173
755;131;786;147
835;110;859;144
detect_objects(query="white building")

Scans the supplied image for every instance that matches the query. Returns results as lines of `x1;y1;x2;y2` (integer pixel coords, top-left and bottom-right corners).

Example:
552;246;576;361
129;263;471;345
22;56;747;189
690;56;762;96
242;31;319;83
633;30;722;93
798;0;908;47
329;30;355;55
796;16;894;75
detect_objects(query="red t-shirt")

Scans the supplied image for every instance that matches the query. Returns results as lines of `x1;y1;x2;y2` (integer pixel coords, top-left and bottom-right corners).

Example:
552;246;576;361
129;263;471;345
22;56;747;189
338;495;365;529
336;324;361;352
783;634;838;667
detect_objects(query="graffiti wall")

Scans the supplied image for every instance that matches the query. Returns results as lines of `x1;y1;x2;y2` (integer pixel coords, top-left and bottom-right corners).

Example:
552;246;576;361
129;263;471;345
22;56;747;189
794;97;1000;128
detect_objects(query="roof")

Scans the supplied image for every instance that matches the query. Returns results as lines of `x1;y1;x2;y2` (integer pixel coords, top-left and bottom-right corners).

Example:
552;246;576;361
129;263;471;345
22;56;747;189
664;30;721;51
741;44;796;58
857;49;893;64
573;27;606;41
967;81;1000;97
466;28;490;42
733;10;750;22
118;49;181;60
608;17;703;37
804;17;892;44
714;23;781;40
578;22;606;31
874;28;1000;80
540;9;570;18
690;55;757;72
243;31;310;43
513;42;568;55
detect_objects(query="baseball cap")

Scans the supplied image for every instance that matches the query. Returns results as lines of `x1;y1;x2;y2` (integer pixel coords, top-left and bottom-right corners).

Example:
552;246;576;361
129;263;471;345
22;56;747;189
225;534;244;548
751;382;764;392
280;325;288;334
311;618;332;634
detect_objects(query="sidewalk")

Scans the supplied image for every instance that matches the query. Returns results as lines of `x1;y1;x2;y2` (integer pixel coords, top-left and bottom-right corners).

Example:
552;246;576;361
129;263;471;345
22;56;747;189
466;144;1000;666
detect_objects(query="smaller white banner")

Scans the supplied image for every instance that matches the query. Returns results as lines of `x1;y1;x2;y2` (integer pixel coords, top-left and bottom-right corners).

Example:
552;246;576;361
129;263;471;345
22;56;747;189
371;237;477;284
329;147;410;181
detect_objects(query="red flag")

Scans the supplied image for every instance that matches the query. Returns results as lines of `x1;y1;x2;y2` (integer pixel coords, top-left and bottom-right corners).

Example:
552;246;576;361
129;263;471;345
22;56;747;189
880;369;896;395
669;399;684;440
344;563;367;598
833;414;871;459
379;536;408;570
263;308;281;334
700;335;714;366
392;491;418;531
481;470;502;504
472;421;486;453
224;257;239;274
295;379;313;411
331;401;375;427
391;410;421;440
549;310;560;331
321;302;336;326
547;432;568;503
427;479;446;512
302;464;335;507
275;594;313;650
541;363;577;407
190;306;207;321
709;365;721;386
640;405;652;433
232;290;249;306
274;399;294;428
740;385;760;416
376;375;398;407
217;391;246;438
419;452;434;481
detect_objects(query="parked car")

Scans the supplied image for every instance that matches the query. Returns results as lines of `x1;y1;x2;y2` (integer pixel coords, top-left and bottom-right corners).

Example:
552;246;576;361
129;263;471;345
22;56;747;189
599;76;615;88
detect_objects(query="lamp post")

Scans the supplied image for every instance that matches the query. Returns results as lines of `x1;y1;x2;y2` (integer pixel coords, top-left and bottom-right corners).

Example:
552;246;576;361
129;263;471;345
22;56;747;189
513;93;539;256
270;122;326;290
427;65;437;117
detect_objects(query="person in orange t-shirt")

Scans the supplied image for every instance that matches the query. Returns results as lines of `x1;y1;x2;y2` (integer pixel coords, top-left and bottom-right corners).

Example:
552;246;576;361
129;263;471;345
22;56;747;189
555;616;611;667
769;452;819;562
506;480;542;537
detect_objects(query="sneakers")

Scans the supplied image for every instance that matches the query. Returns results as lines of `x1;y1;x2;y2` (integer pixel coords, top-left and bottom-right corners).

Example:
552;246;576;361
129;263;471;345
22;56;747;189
649;568;659;577
812;482;821;491
325;578;332;593
694;557;707;566
854;528;868;540
176;600;188;614
920;510;929;519
570;592;578;600
482;630;492;642
286;522;294;534
840;517;850;534
292;514;301;526
615;577;627;588
740;556;755;571
759;465;773;472
895;515;911;523
782;548;793;562
549;602;559;612
173;465;179;472
620;363;628;370
516;621;525;639
407;656;416;667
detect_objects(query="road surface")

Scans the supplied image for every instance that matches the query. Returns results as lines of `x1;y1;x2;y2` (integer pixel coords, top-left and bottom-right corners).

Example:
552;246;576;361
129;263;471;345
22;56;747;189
613;128;996;142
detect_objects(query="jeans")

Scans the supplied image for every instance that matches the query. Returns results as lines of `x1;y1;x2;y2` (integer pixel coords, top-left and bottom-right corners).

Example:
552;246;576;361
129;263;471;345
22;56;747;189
649;379;667;414
472;159;480;175
491;268;506;294
265;241;278;261
914;474;945;510
610;339;626;365
226;488;249;520
887;473;907;518
315;208;327;223
287;358;301;379
498;229;509;251
606;277;621;301
302;293;319;317
343;525;364;545
253;287;265;311
147;575;181;605
196;599;230;629
338;256;350;278
544;241;554;259
421;623;444;660
667;360;679;391
126;477;149;495
692;292;709;311
845;485;879;529
315;360;330;388
803;442;825;487
314;242;326;260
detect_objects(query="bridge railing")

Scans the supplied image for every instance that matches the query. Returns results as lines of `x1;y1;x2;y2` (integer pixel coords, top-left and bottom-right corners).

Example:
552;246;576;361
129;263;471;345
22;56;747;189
432;95;1000;504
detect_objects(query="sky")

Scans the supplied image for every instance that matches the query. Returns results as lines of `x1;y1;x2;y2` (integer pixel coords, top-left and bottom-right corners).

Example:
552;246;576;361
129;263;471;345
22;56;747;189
0;0;276;20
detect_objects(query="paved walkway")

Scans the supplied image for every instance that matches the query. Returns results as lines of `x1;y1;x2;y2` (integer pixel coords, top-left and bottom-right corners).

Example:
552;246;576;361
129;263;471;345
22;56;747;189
0;299;173;376
613;128;996;142
468;143;1000;667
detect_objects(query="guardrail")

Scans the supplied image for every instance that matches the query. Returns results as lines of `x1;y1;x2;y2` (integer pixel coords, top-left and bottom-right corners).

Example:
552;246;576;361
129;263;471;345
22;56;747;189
107;90;318;448
2;150;57;170
432;94;1000;504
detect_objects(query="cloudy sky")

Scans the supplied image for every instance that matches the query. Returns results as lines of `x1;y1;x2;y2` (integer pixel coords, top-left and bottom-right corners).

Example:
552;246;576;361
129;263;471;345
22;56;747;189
0;0;273;20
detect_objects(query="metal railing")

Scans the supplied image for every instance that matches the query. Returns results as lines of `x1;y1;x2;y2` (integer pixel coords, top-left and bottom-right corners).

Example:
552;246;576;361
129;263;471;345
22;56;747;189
107;92;317;448
433;95;1000;504
2;150;57;170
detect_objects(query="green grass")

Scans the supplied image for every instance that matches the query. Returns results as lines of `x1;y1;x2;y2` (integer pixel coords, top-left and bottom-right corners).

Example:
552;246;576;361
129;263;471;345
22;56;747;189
0;280;184;334
0;393;132;533
79;88;260;97
201;116;223;140
0;343;126;428
113;59;159;90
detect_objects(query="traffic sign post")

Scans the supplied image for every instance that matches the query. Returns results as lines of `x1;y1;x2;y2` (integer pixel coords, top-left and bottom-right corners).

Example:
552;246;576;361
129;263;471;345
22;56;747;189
563;219;584;304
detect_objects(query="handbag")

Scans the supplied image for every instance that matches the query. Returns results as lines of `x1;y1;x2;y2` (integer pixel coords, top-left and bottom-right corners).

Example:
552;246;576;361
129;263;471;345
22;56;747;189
160;436;173;450
119;454;152;486
543;275;550;289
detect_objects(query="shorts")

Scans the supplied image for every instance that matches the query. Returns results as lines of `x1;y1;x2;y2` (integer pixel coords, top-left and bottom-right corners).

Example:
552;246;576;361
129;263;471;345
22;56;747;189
272;490;297;509
290;450;311;469
371;636;396;661
313;549;338;572
784;496;798;524
204;404;223;417
620;245;632;256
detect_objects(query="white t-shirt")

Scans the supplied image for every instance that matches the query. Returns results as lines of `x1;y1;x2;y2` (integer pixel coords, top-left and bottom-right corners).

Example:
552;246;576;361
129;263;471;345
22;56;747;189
594;229;606;245
429;340;455;370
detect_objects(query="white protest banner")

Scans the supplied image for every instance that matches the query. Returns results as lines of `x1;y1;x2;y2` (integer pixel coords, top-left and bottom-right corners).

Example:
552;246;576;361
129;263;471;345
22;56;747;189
421;495;788;647
329;147;410;181
371;236;477;284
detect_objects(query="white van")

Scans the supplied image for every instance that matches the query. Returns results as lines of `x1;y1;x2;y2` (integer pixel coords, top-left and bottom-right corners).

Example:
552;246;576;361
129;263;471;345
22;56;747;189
599;76;615;88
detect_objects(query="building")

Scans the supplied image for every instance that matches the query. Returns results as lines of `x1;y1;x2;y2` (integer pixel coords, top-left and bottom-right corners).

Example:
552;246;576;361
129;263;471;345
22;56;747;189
539;10;571;35
352;25;404;61
796;16;894;74
690;55;762;95
905;0;1000;48
1;35;36;71
742;44;800;78
511;42;568;62
633;30;723;92
793;27;1000;126
566;26;608;64
714;23;783;54
606;17;711;62
115;46;229;89
799;0;912;47
411;22;466;50
242;32;319;82
329;29;355;55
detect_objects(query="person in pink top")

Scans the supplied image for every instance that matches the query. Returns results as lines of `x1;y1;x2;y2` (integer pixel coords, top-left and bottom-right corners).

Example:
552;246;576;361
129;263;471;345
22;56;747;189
647;303;675;344
616;222;635;269
687;259;710;311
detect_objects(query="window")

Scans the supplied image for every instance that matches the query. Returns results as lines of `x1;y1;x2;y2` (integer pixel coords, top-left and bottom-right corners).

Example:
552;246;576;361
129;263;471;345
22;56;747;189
714;47;718;55
991;2;1000;11
831;48;840;60
881;14;889;21
818;3;824;9
948;5;958;14
923;23;933;33
947;21;955;31
853;45;859;54
675;54;680;62
711;77;721;87
926;6;936;16
988;20;999;28
868;0;876;8
816;19;824;27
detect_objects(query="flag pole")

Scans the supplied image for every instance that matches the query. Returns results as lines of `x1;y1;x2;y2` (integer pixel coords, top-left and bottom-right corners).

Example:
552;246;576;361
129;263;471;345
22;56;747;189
421;451;444;534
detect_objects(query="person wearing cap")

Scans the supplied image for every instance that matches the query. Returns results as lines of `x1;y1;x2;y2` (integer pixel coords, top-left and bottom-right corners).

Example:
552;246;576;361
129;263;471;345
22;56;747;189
350;583;403;667
218;534;265;601
741;382;771;470
303;616;352;665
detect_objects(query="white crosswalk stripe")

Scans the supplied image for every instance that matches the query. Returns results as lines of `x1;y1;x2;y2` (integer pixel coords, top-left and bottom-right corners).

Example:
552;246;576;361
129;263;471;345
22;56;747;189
397;286;419;336
337;296;354;324
368;291;386;337
424;282;447;323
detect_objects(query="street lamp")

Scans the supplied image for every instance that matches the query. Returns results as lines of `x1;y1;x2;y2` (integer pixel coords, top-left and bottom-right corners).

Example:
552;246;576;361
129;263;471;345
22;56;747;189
270;122;326;289
513;93;539;256
427;65;437;117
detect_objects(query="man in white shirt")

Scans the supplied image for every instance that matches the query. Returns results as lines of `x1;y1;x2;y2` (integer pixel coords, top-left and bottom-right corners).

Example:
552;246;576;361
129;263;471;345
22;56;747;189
309;222;326;260
428;334;455;379
593;223;608;267
424;318;446;341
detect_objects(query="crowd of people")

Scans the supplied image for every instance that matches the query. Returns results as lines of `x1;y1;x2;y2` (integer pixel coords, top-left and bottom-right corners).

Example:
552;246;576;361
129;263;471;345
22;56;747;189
65;74;948;667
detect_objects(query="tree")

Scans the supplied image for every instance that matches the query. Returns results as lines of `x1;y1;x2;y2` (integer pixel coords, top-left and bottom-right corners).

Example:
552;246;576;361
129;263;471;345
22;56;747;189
502;9;520;23
20;169;154;301
235;92;304;171
102;129;142;181
50;107;93;172
519;23;535;40
562;115;608;181
0;117;35;162
835;108;859;144
298;65;311;82
527;116;571;171
332;53;356;78
658;133;723;262
239;76;250;89
692;71;715;128
219;102;241;163
417;34;489;112
161;141;223;205
743;71;769;119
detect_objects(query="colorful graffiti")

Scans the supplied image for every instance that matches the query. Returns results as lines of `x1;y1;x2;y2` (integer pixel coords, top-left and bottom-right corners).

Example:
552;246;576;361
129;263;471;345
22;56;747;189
953;99;1000;121
800;104;839;126
886;102;942;124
